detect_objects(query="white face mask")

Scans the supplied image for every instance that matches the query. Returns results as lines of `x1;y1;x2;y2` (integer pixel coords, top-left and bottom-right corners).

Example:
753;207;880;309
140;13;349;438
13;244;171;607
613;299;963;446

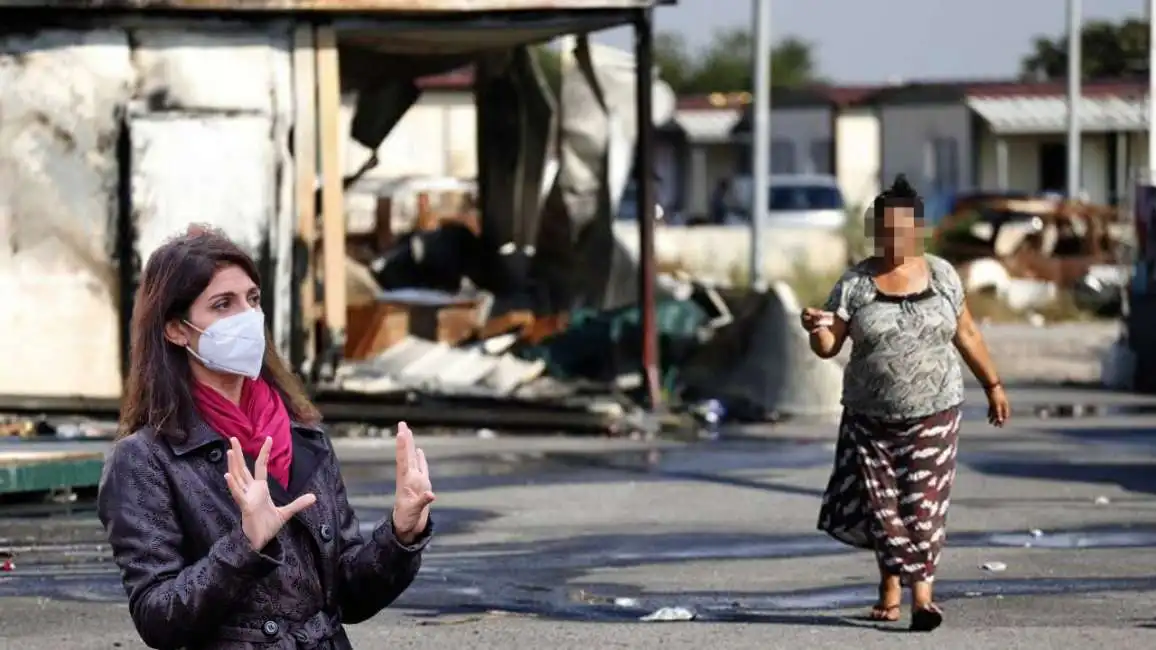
184;309;266;379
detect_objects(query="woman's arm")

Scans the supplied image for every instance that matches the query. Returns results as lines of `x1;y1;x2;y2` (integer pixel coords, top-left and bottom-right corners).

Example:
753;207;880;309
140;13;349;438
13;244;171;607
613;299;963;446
809;317;849;358
935;255;1001;387
952;302;1001;387
328;444;432;624
807;272;855;358
98;435;283;650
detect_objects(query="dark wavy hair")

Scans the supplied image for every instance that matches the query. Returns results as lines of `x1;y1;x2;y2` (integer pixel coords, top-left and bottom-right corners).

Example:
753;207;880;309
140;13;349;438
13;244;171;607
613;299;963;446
117;224;320;441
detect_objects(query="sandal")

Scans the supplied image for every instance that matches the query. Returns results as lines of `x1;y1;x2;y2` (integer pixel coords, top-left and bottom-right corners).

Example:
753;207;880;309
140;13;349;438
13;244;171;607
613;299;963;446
910;603;943;632
869;603;901;622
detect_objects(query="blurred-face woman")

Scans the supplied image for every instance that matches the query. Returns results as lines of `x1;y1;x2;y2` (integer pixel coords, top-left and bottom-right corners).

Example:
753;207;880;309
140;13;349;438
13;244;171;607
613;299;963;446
98;225;436;650
799;176;1010;631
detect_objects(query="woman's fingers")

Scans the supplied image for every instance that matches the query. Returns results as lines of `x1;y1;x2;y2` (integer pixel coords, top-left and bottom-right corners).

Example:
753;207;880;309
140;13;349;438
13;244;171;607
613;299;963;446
224;472;245;505
226;439;239;476
989;400;1009;427
254;437;272;482
278;493;317;519
402;422;419;471
226;448;245;489
417;448;429;477
396;422;418;476
228;438;253;485
394;429;409;479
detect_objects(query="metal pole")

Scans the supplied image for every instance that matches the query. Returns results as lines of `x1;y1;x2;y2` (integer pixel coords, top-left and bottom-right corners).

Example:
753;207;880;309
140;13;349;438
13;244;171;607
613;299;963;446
634;8;662;409
1066;0;1082;199
750;0;772;289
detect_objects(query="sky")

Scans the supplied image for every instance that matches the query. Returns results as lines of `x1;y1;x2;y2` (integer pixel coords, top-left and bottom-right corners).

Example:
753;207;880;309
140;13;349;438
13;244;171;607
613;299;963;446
598;0;1149;83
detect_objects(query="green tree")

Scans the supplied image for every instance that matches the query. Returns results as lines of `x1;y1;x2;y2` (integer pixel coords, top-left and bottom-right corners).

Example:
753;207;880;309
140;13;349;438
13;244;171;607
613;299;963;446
653;32;696;93
1020;18;1149;80
677;29;819;93
532;28;820;97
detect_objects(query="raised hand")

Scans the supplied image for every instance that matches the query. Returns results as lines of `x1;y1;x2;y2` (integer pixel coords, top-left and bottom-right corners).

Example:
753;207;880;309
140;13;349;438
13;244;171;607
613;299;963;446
224;436;316;551
800;307;835;334
391;422;435;545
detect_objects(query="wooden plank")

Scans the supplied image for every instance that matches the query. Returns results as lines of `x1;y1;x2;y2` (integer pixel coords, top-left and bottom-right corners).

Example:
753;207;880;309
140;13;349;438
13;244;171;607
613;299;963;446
316;25;348;348
293;24;319;370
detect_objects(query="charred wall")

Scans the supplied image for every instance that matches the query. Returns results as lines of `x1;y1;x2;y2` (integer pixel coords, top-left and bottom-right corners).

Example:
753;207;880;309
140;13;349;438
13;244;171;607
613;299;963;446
0;17;295;399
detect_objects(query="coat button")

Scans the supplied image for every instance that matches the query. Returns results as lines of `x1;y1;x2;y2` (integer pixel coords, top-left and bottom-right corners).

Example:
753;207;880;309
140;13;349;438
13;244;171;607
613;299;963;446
207;448;223;463
262;620;279;636
319;524;334;542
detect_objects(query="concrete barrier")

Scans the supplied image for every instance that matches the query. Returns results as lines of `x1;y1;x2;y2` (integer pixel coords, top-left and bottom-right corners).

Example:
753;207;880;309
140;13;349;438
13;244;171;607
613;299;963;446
680;283;844;421
762;281;845;419
613;223;847;285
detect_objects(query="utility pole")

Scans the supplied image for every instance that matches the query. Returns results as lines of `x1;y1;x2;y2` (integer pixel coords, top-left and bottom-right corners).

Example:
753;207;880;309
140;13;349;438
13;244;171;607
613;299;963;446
633;9;663;409
749;0;772;289
1066;0;1082;199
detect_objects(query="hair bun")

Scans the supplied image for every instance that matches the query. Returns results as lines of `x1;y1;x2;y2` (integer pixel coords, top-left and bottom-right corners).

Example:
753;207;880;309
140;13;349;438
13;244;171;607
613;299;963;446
185;223;215;238
889;174;917;197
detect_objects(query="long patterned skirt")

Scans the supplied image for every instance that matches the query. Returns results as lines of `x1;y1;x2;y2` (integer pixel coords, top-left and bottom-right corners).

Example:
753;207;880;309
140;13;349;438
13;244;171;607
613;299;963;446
817;407;961;584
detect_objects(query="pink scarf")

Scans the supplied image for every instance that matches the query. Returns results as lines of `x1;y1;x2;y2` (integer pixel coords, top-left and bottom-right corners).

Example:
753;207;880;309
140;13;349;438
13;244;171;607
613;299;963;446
193;378;293;488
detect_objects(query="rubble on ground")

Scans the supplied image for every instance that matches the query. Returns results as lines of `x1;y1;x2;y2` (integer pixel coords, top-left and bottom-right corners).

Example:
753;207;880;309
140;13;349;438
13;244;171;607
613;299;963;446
936;195;1130;315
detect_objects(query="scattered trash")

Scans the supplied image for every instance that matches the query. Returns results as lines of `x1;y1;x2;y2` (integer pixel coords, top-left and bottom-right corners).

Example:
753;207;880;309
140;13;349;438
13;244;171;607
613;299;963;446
964;591;983;597
614;597;641;608
485;609;535;618
0;554;13;572
1030;528;1044;538
0;416;116;440
981;561;1007;572
690;399;726;440
640;606;696;622
1094;495;1111;505
43;489;78;505
335;335;551;398
476;428;498;439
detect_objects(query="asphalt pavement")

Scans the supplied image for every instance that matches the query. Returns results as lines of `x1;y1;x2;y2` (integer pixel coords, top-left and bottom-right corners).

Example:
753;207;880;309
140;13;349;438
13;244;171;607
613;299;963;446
2;383;1156;649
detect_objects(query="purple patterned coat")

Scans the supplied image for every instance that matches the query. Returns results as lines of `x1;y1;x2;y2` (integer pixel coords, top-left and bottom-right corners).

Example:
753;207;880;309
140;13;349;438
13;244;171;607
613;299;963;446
97;417;431;650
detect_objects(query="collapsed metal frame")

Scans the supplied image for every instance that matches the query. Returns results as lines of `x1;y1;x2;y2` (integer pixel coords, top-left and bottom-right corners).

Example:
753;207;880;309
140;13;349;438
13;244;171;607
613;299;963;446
0;3;667;419
294;9;665;408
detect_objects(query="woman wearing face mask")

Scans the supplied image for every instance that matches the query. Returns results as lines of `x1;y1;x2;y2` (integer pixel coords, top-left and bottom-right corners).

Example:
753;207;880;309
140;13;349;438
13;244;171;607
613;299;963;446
98;225;435;650
800;176;1009;631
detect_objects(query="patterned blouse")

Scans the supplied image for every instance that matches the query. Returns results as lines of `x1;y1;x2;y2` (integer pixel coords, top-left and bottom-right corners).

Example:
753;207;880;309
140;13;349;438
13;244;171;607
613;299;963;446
823;254;966;422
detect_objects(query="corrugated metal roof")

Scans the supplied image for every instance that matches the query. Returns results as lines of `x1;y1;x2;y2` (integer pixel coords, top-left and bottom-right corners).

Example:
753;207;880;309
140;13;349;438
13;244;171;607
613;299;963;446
967;94;1149;134
0;0;657;11
673;108;740;144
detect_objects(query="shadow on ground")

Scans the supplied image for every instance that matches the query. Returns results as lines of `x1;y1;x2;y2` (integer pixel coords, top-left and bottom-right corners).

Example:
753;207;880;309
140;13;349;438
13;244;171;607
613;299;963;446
7;522;1156;625
5;425;1156;625
966;459;1156;496
340;438;834;500
965;425;1156;496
